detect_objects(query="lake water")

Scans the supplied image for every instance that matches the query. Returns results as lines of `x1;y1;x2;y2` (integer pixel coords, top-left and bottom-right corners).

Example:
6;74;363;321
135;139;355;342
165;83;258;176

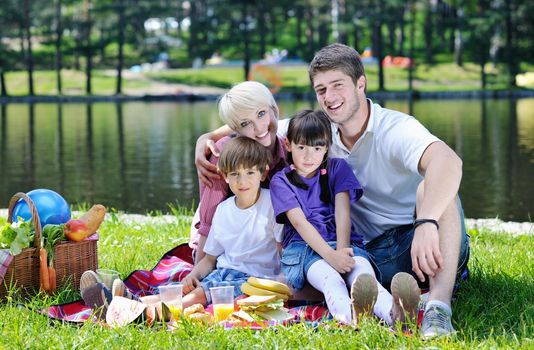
1;98;533;221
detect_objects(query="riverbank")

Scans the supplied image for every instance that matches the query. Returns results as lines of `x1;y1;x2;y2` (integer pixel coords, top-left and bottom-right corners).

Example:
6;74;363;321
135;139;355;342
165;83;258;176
2;65;534;104
2;88;534;104
1;209;531;235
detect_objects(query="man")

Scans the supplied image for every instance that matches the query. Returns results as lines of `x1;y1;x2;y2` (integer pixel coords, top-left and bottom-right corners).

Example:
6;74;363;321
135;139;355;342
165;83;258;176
194;44;469;339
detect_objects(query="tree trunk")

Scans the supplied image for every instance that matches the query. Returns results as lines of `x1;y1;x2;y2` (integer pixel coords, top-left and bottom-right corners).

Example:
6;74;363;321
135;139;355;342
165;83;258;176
423;3;433;64
270;7;277;46
258;3;267;59
318;4;329;48
116;0;125;95
375;1;385;91
454;7;463;67
296;5;303;57
505;0;516;88
0;70;7;96
338;0;348;44
353;21;360;52
55;0;63;94
23;0;34;96
387;21;396;54
480;60;486;91
242;0;251;81
188;0;198;58
176;0;182;38
408;0;415;92
305;5;315;61
85;0;93;95
399;5;406;56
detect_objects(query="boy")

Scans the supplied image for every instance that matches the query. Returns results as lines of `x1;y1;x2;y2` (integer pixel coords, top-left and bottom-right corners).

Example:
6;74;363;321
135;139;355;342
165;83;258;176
80;136;283;323
181;136;283;308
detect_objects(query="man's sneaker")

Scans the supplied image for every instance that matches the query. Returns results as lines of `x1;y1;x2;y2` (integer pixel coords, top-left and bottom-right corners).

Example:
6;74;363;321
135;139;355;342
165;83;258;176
350;273;378;325
421;304;456;339
80;270;100;292
390;272;421;324
81;282;113;320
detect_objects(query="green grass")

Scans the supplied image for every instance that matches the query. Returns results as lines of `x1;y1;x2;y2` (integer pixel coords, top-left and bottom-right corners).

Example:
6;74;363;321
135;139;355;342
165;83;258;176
0;210;533;349
147;62;513;93
4;70;151;96
3;61;522;97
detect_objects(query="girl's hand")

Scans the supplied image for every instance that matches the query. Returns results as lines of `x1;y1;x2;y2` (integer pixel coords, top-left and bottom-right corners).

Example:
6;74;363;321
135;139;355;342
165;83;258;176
326;247;355;274
181;275;200;295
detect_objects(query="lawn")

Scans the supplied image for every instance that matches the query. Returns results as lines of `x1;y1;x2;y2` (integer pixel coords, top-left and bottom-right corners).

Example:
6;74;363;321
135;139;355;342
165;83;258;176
0;208;532;349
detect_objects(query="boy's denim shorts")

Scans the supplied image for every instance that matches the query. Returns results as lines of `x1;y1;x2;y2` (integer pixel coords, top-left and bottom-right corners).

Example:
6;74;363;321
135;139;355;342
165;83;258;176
199;268;249;304
281;240;369;290
364;199;470;291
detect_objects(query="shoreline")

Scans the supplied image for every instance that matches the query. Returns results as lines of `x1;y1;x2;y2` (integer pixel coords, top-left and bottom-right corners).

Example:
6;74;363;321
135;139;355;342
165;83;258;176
1;89;534;104
1;209;531;236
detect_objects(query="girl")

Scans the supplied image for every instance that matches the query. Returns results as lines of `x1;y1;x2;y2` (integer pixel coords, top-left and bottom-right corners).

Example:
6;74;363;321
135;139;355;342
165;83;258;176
270;110;420;326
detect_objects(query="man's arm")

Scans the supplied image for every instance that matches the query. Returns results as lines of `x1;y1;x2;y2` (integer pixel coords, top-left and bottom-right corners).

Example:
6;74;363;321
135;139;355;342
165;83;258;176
195;125;233;186
411;141;462;282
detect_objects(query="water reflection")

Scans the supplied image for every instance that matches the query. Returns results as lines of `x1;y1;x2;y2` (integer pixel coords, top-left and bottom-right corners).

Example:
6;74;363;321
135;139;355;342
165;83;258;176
0;99;532;221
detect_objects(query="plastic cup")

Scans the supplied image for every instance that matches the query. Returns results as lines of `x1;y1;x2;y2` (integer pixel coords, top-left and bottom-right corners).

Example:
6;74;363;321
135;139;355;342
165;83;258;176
209;286;235;322
158;283;183;320
96;268;119;289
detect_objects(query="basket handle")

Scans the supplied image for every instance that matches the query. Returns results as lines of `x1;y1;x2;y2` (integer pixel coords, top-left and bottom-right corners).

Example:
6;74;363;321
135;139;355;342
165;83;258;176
7;192;42;249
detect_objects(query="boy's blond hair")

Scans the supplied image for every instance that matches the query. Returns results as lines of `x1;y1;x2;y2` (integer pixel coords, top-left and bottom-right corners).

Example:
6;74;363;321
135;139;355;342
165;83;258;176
218;136;272;175
218;81;279;131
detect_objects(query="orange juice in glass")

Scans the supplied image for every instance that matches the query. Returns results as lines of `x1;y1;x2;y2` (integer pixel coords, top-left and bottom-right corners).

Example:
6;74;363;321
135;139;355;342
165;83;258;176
167;303;183;319
209;286;235;322
213;303;234;322
158;283;183;321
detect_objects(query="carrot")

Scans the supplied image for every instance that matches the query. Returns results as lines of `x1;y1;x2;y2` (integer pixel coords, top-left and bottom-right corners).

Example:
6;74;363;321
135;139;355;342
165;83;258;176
39;248;50;293
48;267;57;293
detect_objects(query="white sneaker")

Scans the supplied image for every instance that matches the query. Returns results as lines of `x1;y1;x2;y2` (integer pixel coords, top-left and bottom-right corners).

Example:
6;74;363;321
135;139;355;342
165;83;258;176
421;304;456;339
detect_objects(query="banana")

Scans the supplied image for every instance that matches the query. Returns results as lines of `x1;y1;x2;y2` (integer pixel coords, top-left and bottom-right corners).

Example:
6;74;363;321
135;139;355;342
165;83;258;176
247;277;291;296
240;282;289;301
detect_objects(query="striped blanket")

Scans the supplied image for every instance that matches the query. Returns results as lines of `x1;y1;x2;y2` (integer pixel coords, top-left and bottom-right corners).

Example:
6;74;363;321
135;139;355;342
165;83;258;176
43;243;331;324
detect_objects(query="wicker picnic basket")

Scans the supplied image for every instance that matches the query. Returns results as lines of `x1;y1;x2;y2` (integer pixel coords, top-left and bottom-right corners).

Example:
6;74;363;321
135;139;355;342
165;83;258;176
0;192;98;298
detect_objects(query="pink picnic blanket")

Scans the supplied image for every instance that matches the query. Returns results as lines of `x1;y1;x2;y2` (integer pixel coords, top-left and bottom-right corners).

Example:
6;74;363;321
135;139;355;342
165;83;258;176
43;243;330;324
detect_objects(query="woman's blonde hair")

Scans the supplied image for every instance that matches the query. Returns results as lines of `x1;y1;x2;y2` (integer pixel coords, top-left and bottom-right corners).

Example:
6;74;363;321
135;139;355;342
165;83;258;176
218;81;278;131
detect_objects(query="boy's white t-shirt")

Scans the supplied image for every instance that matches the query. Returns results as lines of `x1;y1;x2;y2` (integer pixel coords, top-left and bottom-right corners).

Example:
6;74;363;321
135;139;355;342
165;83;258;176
204;188;283;279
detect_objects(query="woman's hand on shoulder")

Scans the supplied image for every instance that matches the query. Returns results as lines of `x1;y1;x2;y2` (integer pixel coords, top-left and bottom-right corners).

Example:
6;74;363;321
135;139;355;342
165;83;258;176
195;133;221;186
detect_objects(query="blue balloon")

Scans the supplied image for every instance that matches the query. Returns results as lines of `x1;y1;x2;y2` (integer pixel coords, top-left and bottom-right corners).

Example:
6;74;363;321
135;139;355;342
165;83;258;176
12;189;71;229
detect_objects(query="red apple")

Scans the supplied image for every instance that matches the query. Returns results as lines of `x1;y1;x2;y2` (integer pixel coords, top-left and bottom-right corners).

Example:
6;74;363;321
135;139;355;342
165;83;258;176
64;219;90;242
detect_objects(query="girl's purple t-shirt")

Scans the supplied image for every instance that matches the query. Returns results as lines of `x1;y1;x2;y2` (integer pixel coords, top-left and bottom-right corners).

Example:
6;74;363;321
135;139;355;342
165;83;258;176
270;158;364;248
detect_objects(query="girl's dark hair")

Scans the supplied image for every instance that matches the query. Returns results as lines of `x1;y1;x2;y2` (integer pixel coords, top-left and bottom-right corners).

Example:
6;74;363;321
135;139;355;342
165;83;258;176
286;110;332;203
